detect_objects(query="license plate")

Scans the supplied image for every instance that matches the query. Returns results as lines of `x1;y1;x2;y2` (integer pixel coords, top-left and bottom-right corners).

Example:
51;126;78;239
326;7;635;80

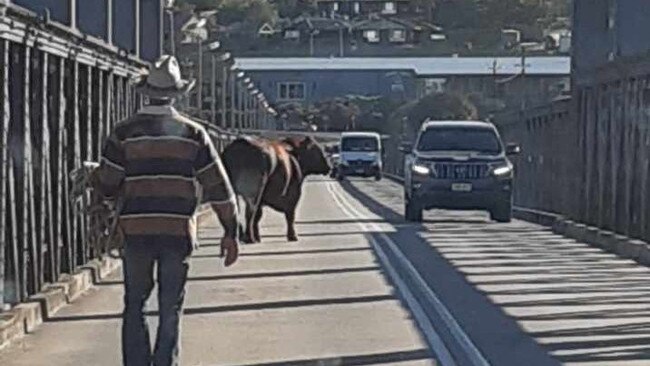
451;183;472;192
355;168;365;174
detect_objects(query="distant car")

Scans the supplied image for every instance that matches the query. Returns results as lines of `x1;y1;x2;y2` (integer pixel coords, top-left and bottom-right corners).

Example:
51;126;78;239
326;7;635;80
337;132;383;181
401;120;520;223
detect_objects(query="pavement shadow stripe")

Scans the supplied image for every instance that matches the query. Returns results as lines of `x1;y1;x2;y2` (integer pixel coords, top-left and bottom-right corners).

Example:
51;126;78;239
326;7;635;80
96;266;382;286
230;348;433;366
45;294;396;322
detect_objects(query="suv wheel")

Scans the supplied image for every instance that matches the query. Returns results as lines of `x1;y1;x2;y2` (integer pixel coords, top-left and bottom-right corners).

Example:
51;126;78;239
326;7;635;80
490;199;512;223
405;199;423;222
374;171;382;181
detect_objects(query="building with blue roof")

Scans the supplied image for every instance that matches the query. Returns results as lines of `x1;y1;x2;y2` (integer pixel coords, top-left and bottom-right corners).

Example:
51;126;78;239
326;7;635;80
235;56;571;112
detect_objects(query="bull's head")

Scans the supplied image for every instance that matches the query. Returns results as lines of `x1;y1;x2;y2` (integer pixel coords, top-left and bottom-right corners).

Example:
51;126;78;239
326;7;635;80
285;136;331;176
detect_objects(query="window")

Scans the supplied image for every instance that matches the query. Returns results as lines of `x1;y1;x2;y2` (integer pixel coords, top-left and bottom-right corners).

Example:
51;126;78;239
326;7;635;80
390;29;406;43
363;30;380;43
382;2;396;14
354;2;360;14
278;82;306;101
332;2;339;11
284;30;300;39
417;127;502;154
341;137;379;152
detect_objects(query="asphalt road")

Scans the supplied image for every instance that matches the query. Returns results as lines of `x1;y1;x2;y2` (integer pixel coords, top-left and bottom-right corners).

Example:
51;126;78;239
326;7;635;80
2;177;650;365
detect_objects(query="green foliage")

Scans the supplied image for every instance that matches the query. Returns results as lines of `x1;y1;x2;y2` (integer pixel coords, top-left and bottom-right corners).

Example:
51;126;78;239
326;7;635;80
176;0;277;27
218;0;277;26
435;0;544;30
311;99;361;131
271;0;317;18
390;92;478;138
176;0;220;10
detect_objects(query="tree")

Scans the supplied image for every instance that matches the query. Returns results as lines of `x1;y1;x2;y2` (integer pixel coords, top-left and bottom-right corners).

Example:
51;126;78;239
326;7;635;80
411;0;438;22
390;92;478;139
312;98;360;131
271;0;317;18
176;0;220;10
176;0;277;27
218;0;277;27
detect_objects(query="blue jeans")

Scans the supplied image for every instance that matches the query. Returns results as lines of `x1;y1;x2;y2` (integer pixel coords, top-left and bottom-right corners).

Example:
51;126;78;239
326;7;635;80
121;239;191;366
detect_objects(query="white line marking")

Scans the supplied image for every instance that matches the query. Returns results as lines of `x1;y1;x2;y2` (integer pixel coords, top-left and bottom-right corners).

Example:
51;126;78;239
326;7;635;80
328;182;490;366
326;182;457;366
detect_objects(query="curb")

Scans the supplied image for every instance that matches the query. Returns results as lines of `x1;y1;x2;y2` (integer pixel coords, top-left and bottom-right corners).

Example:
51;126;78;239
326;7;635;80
0;256;121;350
382;171;650;268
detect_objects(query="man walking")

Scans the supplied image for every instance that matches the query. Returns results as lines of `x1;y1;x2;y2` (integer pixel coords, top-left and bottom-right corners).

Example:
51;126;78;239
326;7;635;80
96;55;239;366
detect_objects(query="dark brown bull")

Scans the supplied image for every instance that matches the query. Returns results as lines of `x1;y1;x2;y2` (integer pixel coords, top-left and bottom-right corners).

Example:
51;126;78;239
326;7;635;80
222;136;331;243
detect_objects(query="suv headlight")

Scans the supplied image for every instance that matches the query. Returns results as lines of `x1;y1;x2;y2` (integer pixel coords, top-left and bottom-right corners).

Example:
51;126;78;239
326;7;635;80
412;163;430;175
491;163;513;177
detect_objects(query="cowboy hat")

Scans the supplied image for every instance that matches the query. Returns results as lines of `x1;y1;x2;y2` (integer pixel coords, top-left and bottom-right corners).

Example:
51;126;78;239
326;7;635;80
134;55;196;98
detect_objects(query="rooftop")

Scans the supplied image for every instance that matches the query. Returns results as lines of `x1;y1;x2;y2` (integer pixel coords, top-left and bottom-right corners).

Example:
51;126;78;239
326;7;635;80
341;131;382;137
421;121;496;129
235;57;571;76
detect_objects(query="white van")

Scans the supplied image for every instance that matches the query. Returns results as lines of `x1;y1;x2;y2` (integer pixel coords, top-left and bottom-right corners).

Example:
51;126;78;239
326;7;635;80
337;132;383;181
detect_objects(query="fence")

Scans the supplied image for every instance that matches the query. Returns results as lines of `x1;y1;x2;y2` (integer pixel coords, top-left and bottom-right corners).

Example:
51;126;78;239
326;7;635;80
497;70;650;244
0;5;281;308
0;14;144;306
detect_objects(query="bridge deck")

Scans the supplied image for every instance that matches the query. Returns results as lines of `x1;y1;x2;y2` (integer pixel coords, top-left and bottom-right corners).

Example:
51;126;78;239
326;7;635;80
2;178;650;365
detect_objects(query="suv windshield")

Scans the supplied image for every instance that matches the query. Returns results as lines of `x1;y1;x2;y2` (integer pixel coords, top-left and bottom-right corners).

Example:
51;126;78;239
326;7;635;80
341;137;378;152
417;127;502;154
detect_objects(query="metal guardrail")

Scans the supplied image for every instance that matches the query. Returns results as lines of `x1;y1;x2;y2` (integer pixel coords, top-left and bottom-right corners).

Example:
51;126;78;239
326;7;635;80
0;2;286;308
0;26;141;307
496;84;650;244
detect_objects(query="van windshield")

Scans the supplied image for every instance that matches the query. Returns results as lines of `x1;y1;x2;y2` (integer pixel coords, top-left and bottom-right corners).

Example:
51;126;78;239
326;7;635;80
417;127;502;154
341;137;379;152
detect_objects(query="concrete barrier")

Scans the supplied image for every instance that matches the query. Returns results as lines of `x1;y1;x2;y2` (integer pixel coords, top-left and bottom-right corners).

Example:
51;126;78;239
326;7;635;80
0;256;121;350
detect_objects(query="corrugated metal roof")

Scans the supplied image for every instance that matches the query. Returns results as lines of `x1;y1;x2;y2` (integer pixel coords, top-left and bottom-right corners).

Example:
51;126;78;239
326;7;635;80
234;57;571;76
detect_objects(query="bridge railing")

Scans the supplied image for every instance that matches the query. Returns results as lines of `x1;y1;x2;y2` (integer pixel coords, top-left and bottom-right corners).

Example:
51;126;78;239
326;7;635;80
496;97;581;218
0;14;144;306
497;78;650;244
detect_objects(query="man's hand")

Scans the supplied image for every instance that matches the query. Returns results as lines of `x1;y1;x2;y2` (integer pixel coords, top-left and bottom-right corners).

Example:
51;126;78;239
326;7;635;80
220;236;239;267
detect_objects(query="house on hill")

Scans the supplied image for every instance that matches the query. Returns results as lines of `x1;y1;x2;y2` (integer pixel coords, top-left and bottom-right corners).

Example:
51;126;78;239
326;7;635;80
316;0;415;18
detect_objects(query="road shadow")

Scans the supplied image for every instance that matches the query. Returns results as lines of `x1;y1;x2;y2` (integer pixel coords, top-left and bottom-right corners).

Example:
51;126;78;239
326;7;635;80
47;294;395;323
96;265;382;287
232;348;432;366
337;179;650;364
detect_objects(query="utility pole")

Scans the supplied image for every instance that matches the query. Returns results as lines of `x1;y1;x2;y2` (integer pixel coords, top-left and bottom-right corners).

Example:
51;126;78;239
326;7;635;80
164;0;176;55
210;53;216;124
338;25;344;57
197;39;203;113
206;41;220;125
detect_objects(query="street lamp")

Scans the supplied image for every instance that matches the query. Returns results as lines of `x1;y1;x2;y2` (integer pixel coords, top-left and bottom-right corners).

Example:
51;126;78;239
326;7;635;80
164;0;176;55
206;40;221;125
181;15;208;114
216;52;232;128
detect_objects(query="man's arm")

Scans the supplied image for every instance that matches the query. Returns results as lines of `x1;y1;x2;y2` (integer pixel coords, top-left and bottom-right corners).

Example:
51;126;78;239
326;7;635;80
194;128;239;265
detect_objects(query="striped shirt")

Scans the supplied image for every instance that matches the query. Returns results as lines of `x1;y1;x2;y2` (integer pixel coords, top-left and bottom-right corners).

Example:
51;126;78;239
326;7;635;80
97;105;235;246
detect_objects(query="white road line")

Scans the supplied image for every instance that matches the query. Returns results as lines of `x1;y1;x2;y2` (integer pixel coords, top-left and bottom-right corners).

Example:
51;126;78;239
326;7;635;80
327;182;491;366
326;182;457;366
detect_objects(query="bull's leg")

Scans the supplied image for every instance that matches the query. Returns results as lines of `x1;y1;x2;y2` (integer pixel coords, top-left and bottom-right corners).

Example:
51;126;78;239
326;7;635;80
285;209;298;242
242;198;256;244
252;208;263;243
248;174;268;244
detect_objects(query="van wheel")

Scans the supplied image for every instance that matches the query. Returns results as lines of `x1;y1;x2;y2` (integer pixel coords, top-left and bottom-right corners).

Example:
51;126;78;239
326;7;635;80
490;201;512;223
405;199;423;222
374;171;382;181
337;172;345;181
